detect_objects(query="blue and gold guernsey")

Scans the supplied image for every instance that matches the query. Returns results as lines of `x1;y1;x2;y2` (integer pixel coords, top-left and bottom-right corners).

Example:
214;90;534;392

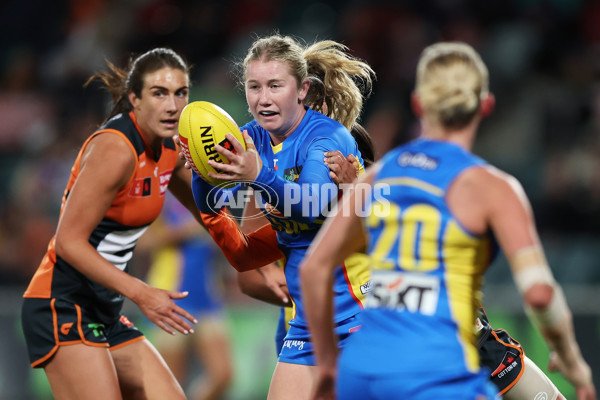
192;107;371;364
241;107;370;335
337;138;497;398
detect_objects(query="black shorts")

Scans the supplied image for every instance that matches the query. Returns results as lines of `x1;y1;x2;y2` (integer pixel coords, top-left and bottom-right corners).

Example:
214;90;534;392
479;328;525;395
21;297;144;368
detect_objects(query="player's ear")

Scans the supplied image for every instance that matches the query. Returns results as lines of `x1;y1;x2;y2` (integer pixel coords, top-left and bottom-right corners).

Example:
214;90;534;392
298;78;310;104
411;92;423;117
128;92;139;109
480;93;495;119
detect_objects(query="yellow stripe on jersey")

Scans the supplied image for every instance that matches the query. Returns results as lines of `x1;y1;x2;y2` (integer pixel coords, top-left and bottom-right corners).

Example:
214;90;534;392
274;257;294;329
284;305;294;331
146;247;182;291
342;252;371;306
443;220;490;373
376;177;444;197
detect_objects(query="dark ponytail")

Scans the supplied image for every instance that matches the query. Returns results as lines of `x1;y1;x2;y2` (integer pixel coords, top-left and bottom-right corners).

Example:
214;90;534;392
350;123;374;167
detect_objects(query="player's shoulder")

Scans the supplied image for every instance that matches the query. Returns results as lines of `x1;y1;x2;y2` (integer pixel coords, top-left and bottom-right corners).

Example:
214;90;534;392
240;120;269;144
471;165;518;188
86;132;136;168
240;119;261;132
86;114;138;165
306;108;346;130
457;164;523;204
304;109;352;144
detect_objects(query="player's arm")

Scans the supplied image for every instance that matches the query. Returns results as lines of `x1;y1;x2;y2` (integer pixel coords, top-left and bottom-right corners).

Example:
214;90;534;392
55;133;196;335
255;135;341;223
480;167;595;400
191;170;283;272
300;166;378;400
237;264;290;307
209;132;342;224
237;188;290;306
173;133;282;271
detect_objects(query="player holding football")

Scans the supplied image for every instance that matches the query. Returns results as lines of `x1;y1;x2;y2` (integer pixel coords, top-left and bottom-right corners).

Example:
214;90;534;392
189;34;374;399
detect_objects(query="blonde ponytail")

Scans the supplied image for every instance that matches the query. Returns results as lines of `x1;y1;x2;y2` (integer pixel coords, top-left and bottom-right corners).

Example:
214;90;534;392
303;40;374;129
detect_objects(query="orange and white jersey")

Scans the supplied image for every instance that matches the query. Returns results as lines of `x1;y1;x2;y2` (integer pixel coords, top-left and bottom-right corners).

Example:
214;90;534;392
24;112;178;324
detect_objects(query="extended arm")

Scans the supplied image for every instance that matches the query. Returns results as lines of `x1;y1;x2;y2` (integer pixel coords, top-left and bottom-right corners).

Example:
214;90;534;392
167;154;207;229
191;170;283;271
477;167;595;400
237;264;290;307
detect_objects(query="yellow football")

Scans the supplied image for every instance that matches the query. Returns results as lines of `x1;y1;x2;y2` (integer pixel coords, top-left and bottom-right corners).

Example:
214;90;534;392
178;101;245;188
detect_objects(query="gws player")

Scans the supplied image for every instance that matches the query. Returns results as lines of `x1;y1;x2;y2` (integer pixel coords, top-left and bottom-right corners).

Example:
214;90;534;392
22;48;203;400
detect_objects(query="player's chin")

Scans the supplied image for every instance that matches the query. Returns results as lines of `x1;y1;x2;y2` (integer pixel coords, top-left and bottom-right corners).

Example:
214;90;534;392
258;120;281;134
157;124;178;137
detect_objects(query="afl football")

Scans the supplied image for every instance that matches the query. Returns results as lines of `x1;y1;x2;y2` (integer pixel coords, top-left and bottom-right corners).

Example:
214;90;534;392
178;101;245;188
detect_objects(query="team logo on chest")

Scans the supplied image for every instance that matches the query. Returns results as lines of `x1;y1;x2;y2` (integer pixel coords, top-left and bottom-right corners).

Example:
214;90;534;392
129;177;152;197
283;165;302;182
128;169;173;197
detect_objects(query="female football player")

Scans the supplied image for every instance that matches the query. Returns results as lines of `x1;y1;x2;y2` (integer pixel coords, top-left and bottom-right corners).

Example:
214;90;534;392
300;41;596;400
190;34;374;399
21;48;202;399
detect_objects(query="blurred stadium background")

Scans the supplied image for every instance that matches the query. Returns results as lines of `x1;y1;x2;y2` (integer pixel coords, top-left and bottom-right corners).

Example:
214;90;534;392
1;0;599;398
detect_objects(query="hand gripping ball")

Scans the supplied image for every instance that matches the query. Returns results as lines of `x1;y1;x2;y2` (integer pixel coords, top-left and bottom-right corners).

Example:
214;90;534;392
178;101;246;188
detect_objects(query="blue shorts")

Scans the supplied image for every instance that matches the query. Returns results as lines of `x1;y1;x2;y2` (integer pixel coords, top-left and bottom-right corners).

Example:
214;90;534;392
274;307;287;355
278;315;361;366
337;366;499;400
